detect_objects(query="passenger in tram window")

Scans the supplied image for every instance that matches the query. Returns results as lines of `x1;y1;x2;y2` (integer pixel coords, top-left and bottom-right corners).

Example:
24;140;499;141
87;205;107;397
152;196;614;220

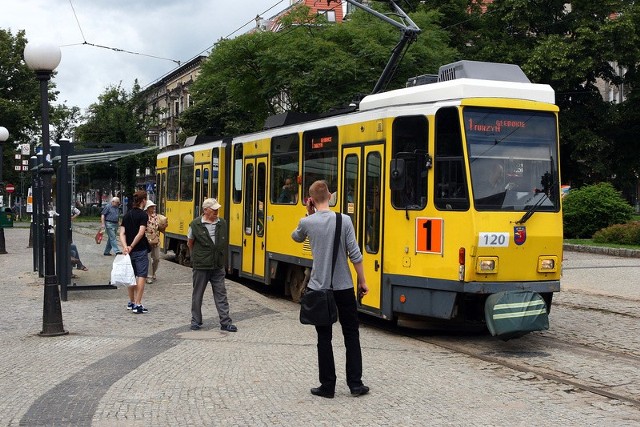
277;177;298;204
291;180;370;399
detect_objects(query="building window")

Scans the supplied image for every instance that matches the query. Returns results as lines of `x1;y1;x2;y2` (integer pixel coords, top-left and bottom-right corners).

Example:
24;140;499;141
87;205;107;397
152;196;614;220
319;9;336;22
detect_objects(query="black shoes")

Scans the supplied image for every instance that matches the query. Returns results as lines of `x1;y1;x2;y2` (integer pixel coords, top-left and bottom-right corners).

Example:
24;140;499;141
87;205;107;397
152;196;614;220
310;385;369;398
350;385;370;397
220;324;238;332
310;387;334;399
190;324;201;330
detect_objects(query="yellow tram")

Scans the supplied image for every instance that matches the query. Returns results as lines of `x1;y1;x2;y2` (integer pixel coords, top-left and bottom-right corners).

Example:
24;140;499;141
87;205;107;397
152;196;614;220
156;60;562;333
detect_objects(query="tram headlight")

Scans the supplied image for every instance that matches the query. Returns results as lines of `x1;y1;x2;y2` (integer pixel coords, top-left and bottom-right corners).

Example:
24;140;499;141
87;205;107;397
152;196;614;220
537;256;558;272
476;257;498;274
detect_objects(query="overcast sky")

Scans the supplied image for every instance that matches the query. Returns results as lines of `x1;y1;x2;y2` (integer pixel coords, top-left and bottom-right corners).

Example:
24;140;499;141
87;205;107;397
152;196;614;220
1;0;288;111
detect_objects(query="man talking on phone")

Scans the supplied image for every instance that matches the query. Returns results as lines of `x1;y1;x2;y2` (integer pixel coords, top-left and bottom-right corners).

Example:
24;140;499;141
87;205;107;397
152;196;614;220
291;180;370;398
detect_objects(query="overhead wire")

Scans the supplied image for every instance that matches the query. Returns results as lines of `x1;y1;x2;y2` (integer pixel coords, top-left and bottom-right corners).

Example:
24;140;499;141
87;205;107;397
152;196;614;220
64;0;181;65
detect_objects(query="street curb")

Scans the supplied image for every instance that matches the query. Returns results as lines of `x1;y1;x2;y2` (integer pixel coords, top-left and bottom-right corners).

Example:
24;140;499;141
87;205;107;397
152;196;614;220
564;243;640;258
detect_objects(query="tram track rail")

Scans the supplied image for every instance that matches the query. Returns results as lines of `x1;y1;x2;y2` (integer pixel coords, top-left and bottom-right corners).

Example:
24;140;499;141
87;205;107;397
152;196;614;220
406;331;640;408
357;286;640;409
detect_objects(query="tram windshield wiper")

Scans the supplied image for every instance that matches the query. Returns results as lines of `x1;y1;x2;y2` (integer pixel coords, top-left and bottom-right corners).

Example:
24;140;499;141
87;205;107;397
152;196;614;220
516;192;548;224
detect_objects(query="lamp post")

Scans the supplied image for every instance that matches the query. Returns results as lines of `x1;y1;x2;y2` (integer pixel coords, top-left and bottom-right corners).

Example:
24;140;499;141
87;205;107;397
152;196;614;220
0;126;8;255
24;42;68;336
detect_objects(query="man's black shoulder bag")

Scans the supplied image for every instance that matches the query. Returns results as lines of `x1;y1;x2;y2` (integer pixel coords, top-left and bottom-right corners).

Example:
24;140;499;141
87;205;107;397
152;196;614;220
299;212;341;326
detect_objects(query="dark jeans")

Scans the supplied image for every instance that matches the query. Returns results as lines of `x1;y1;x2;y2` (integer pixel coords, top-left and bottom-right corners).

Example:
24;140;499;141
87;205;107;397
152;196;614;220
315;288;364;392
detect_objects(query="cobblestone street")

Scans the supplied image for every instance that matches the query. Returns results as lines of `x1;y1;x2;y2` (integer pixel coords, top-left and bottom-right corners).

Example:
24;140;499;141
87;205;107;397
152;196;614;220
0;223;638;426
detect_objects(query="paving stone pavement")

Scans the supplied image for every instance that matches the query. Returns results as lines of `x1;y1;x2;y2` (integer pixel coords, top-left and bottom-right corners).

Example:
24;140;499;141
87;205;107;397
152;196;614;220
0;222;638;426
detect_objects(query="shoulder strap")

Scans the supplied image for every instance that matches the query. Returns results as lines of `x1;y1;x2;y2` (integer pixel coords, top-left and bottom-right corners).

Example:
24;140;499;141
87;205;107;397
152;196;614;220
330;212;342;289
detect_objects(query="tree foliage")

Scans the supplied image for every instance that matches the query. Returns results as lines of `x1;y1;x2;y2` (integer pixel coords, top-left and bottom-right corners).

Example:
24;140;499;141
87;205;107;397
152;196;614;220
180;3;456;138
74;82;156;197
472;0;640;195
0;28;82;195
0;29;42;188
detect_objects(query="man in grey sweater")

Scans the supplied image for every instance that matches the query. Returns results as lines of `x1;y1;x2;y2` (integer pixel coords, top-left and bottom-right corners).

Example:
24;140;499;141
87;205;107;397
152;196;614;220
291;180;370;398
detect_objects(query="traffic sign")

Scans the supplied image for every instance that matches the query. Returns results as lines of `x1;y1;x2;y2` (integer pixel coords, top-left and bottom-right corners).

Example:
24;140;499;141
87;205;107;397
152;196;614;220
5;184;14;193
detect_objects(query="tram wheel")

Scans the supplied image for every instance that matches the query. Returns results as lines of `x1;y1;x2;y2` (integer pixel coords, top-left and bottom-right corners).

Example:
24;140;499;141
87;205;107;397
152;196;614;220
175;242;191;267
288;266;307;303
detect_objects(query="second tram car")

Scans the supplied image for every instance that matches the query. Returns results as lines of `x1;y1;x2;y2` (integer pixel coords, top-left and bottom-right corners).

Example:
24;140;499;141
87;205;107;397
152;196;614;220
156;60;562;335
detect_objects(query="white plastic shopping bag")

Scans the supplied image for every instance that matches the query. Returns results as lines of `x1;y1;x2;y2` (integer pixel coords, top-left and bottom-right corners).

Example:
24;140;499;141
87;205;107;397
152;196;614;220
111;254;136;287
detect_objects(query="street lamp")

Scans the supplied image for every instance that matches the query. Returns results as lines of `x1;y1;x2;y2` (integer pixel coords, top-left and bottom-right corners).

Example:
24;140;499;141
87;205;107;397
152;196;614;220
0;126;8;255
24;41;68;337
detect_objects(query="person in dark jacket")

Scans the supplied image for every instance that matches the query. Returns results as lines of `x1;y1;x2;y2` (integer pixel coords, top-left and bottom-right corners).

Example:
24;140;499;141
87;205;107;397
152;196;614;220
119;190;149;314
187;198;237;332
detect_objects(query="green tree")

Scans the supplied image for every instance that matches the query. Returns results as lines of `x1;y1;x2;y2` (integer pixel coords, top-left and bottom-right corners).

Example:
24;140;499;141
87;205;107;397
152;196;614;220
50;104;82;142
74;82;156;196
180;3;455;137
470;1;640;192
0;29;43;189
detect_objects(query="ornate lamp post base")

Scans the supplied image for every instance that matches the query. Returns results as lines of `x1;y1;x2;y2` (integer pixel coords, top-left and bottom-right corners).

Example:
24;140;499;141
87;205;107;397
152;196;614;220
40;275;68;336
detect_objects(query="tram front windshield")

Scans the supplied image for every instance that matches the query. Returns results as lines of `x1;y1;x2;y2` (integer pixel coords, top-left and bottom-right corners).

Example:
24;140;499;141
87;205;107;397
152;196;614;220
464;107;559;212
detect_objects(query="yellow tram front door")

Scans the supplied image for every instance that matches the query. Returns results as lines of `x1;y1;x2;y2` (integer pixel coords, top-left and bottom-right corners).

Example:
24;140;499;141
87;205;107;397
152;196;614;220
241;156;267;280
342;144;383;311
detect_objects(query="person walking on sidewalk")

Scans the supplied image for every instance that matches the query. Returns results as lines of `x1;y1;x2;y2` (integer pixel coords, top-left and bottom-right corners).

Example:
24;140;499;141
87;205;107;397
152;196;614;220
291;180;370;399
187;198;237;332
101;197;122;256
119;190;149;314
144;199;161;284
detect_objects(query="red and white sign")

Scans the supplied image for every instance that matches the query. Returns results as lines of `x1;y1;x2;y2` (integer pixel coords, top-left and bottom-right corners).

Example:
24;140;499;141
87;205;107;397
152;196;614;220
5;184;15;193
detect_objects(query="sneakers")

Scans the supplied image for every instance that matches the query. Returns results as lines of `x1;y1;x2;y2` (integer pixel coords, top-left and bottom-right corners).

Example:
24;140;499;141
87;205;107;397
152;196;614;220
220;324;238;332
190;324;201;330
127;301;134;310
132;305;148;314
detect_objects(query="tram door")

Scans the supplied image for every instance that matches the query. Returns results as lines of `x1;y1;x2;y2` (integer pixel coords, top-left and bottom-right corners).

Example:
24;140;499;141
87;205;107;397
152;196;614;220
241;157;267;280
193;165;210;219
342;145;383;310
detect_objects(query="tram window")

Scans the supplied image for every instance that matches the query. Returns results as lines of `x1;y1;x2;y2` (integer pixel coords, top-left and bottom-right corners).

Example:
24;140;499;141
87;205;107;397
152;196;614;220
167;155;179;201
257;163;266;237
435;107;469;211
464;107;560;212
344;155;358;226
233;144;243;203
195;169;202;217
180;154;194;201
203;168;209;199
302;127;338;206
244;163;254;234
211;148;219;199
271;134;299;204
156;172;164;213
365;152;381;253
391;116;428;210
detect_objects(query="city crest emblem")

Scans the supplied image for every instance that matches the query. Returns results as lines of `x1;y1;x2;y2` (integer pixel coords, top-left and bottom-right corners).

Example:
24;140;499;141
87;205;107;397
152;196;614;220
513;226;526;246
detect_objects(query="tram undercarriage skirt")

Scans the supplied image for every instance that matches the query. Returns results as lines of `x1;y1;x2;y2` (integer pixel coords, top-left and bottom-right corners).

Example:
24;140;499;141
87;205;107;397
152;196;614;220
484;291;549;340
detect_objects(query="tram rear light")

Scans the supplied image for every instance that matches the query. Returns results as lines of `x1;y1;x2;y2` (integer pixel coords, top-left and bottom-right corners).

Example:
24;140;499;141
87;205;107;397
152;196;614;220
399;294;406;304
537;256;558;272
458;248;465;265
476;257;498;274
